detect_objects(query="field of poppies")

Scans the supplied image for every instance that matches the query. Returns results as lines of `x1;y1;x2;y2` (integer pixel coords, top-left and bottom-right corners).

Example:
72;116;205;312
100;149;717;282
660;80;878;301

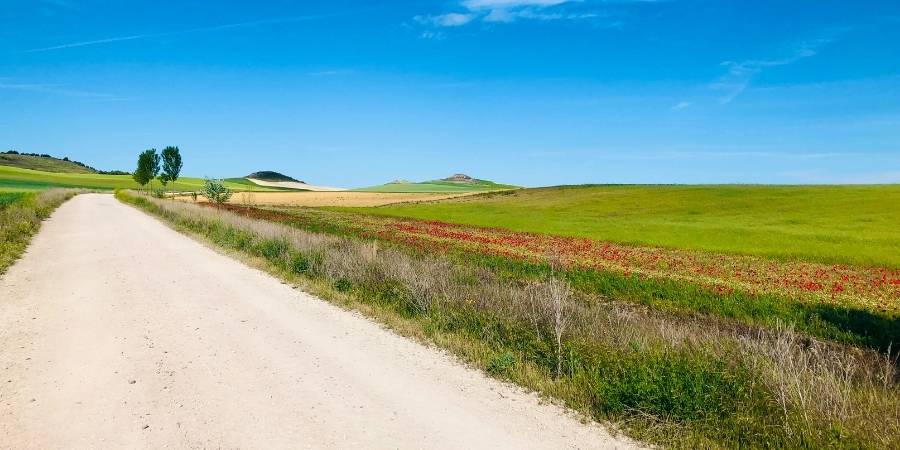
212;204;900;317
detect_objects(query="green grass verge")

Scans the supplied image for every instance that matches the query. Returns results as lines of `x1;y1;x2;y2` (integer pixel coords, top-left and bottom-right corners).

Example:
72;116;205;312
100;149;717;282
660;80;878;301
0;189;80;273
0;192;27;209
117;191;900;449
358;184;900;268
476;253;900;352
0;165;286;192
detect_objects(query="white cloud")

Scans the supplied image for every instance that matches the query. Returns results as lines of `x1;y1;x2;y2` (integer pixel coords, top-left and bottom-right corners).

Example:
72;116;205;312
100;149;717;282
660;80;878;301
415;13;476;27
416;0;596;28
671;101;690;110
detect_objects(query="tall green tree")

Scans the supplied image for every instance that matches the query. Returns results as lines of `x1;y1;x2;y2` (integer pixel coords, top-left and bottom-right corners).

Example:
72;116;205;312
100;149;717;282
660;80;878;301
159;146;183;196
133;149;160;193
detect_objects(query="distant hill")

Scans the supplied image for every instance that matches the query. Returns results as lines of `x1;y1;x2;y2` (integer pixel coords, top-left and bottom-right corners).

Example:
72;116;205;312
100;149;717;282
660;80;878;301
356;174;518;193
246;171;302;183
442;173;478;183
1;151;97;174
0;165;286;192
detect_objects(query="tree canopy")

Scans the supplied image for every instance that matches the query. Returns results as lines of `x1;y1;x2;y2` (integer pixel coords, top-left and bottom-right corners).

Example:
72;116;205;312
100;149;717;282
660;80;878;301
133;149;160;188
160;146;183;186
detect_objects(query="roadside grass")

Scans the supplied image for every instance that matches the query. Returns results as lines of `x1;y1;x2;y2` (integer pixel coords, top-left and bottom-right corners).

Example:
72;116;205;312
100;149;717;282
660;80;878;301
358;184;900;268
0;165;286;192
477;254;900;353
0;189;81;274
215;205;900;353
117;190;900;449
0;192;27;209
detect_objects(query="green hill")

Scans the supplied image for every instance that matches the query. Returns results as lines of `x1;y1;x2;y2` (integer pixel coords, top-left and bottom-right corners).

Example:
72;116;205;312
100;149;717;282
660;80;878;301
356;174;518;193
0;152;100;174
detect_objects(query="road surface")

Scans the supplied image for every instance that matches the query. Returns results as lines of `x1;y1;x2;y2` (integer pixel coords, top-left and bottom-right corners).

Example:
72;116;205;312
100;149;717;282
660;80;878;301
0;194;638;449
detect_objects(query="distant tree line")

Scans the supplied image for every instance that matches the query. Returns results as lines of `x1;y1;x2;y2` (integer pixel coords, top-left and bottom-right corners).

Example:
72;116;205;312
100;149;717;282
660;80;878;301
3;150;130;175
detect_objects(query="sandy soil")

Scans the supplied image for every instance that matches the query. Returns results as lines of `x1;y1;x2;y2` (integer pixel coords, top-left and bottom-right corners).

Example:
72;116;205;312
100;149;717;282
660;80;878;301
223;191;476;207
0;194;640;449
246;178;346;192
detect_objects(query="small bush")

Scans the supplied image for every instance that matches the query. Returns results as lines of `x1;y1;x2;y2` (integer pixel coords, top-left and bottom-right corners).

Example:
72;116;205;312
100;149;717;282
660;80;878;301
201;178;233;204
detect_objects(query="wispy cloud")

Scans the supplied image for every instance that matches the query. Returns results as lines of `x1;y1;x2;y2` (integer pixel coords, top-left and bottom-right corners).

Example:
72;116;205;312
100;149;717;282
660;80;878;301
712;32;844;104
0;80;129;101
414;0;632;29
307;69;355;77
21;9;369;53
671;101;691;110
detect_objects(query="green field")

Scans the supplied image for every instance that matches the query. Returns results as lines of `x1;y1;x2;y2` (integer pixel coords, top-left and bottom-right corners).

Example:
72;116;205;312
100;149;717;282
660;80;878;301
358;184;900;267
0;165;287;192
355;179;518;193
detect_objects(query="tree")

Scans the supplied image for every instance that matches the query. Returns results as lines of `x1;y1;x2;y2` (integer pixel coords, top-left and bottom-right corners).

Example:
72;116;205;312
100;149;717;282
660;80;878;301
159;146;183;197
133;149;160;193
201;178;233;204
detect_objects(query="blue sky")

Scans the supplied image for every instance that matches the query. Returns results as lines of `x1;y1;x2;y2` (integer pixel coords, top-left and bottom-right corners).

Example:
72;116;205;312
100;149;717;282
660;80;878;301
2;0;899;187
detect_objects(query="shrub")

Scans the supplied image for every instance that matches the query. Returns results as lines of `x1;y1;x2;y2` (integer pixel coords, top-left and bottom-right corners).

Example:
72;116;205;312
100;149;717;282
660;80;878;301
201;178;233;204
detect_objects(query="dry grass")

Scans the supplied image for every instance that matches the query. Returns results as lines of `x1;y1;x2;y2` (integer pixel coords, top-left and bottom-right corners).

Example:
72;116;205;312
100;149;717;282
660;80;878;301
119;191;900;448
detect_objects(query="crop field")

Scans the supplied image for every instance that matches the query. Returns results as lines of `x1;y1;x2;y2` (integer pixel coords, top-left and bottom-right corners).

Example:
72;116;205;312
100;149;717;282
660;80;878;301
361;184;900;268
213;191;478;207
0;165;285;192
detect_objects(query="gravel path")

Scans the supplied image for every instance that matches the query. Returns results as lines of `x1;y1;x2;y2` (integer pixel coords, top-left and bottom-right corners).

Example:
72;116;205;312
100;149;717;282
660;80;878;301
0;194;639;449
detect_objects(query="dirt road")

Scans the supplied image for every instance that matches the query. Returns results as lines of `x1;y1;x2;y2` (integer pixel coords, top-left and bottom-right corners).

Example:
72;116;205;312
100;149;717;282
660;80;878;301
0;194;638;449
